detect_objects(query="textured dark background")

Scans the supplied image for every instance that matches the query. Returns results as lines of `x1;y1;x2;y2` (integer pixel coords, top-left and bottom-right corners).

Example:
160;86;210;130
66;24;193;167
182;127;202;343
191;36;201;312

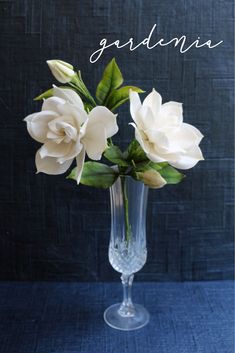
0;0;234;281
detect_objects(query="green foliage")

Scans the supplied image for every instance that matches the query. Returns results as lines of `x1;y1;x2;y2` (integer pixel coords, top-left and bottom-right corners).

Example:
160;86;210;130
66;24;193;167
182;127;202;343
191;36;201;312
134;160;185;185
35;58;144;115
157;165;185;184
125;139;148;163
95;58;144;112
106;86;144;111
103;145;129;167
83;102;94;113
34;88;54;100
96;58;123;104
33;58;186;190
68;162;118;189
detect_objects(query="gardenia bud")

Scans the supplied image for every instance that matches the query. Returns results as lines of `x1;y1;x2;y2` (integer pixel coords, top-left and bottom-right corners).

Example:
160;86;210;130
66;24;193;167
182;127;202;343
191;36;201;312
47;60;75;83
137;169;167;189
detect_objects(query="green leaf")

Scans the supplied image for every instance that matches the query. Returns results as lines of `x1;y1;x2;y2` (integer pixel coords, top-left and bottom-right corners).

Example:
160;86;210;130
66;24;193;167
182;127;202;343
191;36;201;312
68;162;118;189
158;165;185;184
104;145;129;167
106;86;144;111
83;102;94;113
34;88;53;100
96;58;123;104
126;139;148;163
148;161;169;171
133;160;185;185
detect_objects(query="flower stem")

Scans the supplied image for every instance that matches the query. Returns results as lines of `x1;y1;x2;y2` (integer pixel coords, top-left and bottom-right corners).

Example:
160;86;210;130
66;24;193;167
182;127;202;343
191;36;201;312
121;177;131;242
70;73;97;107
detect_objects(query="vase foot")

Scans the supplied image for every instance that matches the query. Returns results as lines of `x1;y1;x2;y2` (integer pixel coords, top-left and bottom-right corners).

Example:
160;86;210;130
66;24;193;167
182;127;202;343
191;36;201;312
104;303;150;331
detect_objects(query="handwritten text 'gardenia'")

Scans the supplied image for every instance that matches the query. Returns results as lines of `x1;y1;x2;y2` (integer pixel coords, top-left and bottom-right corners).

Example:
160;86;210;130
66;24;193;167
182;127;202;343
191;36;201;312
90;24;223;63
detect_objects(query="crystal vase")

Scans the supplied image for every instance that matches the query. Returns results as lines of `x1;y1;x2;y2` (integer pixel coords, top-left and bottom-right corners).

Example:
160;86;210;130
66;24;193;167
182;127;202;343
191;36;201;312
104;176;150;331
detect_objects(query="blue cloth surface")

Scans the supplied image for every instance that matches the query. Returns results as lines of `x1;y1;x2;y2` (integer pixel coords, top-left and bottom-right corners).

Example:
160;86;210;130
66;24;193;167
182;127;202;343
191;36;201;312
0;281;233;353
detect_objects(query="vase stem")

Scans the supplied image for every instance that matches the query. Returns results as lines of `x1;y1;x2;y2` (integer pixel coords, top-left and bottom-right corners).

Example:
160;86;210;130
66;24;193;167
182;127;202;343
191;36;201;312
118;273;135;317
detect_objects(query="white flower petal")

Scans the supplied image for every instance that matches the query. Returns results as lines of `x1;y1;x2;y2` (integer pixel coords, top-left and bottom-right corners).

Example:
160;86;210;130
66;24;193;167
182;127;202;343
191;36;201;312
53;86;84;110
88;106;118;138
183;123;204;141
57;102;88;126
136;105;156;131
39;142;71;159
82;123;107;160
146;152;167;163
169;145;204;170
143;88;162;116
47;130;60;140
42;97;65;113
56;122;77;141
145;129;170;152
24;111;58;143
75;148;85;184
159;101;183;126
36;150;73;175
130;124;170;163
130;123;148;153
168;123;204;149
131;124;164;162
129;90;142;125
57;140;83;163
48;116;73;135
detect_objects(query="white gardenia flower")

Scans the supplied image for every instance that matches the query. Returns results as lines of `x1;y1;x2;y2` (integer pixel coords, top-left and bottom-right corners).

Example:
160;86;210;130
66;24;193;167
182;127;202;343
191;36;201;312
47;60;76;83
24;86;118;183
129;89;204;169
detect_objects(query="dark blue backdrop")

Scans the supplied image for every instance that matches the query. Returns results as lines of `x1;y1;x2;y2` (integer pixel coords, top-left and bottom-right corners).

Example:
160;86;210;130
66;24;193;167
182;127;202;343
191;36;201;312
0;0;234;281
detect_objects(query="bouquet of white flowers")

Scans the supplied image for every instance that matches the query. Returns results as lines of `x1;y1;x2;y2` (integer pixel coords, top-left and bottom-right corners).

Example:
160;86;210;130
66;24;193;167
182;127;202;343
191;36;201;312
24;58;204;189
24;58;204;331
